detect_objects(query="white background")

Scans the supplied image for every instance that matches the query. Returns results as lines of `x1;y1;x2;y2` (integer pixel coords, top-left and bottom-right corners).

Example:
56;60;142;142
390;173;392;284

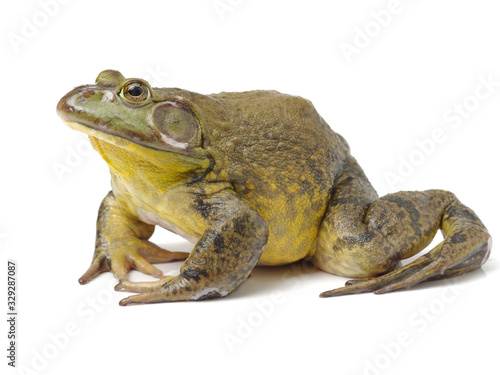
1;1;499;374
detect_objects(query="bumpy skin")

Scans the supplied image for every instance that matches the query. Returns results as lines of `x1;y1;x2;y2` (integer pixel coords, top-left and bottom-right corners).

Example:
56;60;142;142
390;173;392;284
57;70;491;305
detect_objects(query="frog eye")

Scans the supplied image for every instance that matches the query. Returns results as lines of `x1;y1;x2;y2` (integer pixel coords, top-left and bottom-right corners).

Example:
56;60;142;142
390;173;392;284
120;81;150;104
152;102;199;146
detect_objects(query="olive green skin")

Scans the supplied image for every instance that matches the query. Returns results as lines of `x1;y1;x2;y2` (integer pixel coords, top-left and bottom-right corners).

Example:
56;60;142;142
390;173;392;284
57;70;491;305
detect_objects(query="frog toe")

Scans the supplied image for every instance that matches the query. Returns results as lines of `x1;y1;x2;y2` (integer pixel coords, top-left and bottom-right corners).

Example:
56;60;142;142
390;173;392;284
373;260;445;294
137;240;189;264
78;253;111;285
128;255;164;279
319;276;393;297
116;274;185;305
126;242;188;279
119;292;162;306
115;277;174;293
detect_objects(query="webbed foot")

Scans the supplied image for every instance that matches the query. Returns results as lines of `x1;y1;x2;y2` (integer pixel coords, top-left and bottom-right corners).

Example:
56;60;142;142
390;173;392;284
79;239;188;284
320;235;491;297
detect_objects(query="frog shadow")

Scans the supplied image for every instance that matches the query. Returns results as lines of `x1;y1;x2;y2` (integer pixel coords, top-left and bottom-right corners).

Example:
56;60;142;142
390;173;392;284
156;241;497;300
156;241;321;300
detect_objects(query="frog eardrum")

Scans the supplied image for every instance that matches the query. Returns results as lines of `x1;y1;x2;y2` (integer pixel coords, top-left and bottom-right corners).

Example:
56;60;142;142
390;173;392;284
152;102;199;146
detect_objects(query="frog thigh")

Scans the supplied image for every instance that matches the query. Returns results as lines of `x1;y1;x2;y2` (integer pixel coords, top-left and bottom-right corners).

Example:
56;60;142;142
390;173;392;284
314;161;402;278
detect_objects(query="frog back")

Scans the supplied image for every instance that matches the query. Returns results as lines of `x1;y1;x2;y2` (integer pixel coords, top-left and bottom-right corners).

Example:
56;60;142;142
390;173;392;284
204;90;349;264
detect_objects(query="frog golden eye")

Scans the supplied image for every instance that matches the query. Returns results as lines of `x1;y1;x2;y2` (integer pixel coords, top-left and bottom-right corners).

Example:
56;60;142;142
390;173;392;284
121;81;149;103
153;102;199;146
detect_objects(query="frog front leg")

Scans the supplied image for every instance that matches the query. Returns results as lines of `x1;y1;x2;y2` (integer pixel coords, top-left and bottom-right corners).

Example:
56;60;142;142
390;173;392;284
117;188;268;305
79;191;189;284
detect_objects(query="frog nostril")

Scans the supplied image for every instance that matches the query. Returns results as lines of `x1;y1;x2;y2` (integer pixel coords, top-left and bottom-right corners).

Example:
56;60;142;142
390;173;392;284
81;89;95;98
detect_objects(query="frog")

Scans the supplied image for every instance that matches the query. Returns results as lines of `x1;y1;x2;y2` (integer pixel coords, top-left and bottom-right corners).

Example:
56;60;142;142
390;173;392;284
56;70;492;306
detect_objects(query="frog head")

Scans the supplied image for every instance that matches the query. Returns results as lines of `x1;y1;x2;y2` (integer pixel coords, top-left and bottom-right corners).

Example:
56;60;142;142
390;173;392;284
57;70;205;156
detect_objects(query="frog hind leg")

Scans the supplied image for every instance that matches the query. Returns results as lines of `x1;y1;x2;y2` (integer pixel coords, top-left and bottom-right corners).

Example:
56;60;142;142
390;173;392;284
314;160;491;297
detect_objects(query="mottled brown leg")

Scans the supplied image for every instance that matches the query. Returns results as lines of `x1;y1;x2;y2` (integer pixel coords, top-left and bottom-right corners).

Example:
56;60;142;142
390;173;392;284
314;160;491;297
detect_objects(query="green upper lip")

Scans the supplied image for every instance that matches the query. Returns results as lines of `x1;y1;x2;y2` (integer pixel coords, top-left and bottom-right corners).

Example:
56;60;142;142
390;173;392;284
57;86;92;122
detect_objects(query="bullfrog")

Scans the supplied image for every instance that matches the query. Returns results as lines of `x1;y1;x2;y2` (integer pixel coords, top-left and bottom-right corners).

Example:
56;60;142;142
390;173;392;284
57;70;492;305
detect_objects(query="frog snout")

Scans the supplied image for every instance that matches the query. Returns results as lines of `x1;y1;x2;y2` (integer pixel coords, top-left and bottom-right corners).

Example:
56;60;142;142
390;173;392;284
56;89;81;121
57;86;114;122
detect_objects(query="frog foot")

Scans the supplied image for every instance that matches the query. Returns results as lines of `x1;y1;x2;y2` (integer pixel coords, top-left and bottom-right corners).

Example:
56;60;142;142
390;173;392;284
116;274;227;306
78;239;188;285
320;236;491;297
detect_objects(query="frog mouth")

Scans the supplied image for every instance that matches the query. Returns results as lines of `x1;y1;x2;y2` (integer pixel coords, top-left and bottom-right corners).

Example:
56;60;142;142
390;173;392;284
60;119;147;151
60;118;193;158
60;118;211;176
